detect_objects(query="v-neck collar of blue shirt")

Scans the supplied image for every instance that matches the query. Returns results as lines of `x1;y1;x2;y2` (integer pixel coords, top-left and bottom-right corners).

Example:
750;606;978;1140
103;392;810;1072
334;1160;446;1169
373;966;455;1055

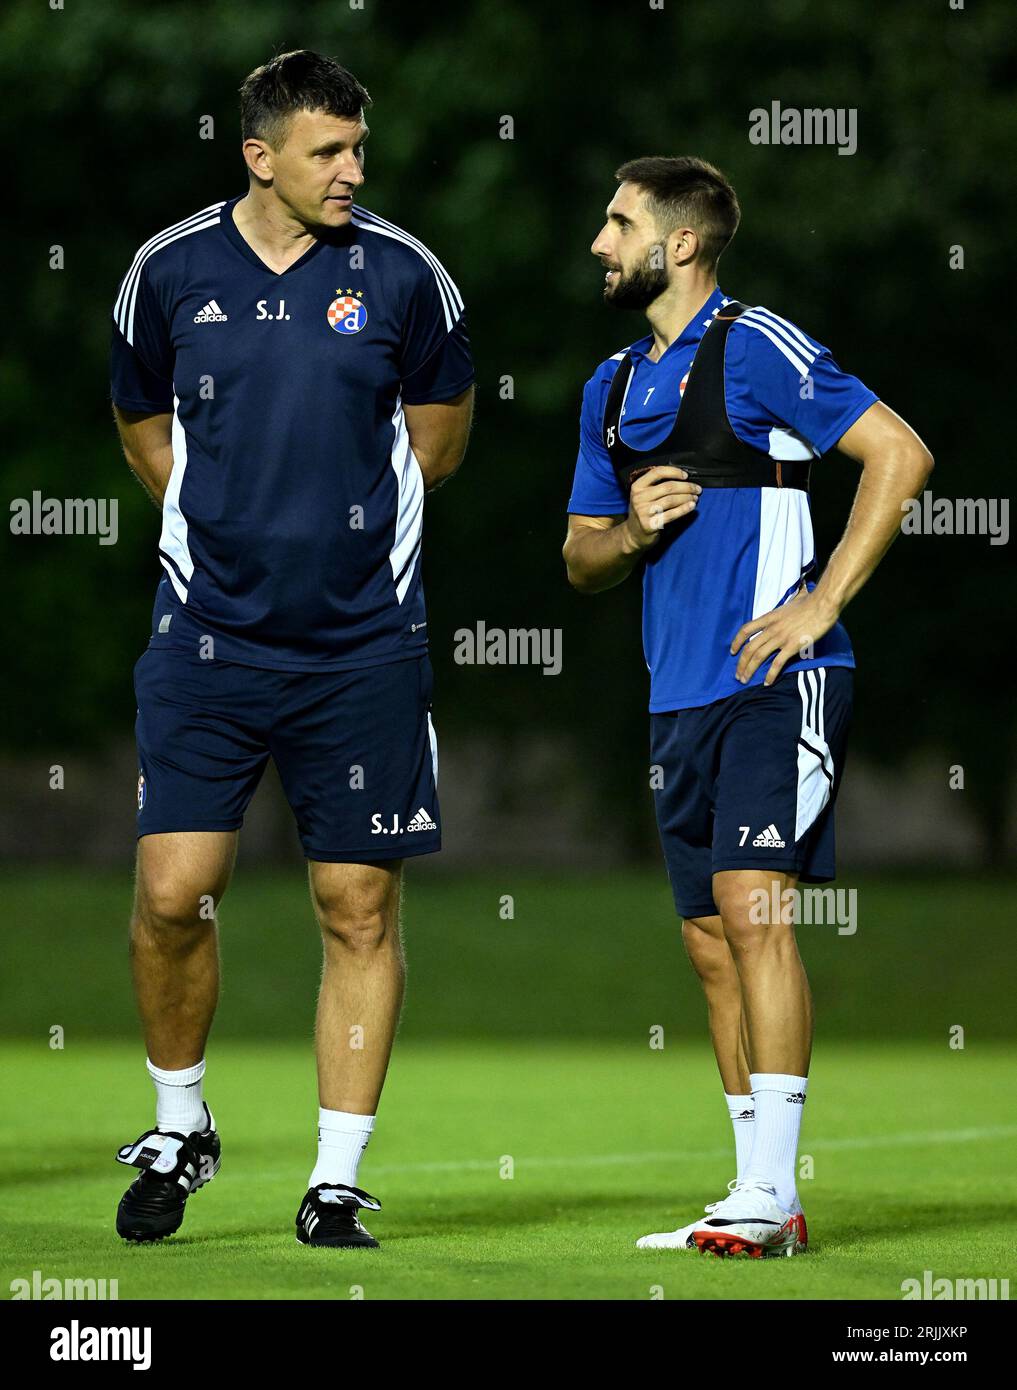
625;286;730;367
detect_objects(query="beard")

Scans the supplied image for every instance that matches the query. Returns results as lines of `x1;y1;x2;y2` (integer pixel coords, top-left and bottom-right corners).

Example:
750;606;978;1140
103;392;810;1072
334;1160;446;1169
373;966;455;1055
604;255;669;310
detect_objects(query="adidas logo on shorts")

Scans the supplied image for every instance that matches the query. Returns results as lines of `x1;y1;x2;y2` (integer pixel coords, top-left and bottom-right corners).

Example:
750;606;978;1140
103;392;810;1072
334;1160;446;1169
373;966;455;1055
194;299;228;323
752;823;786;848
406;807;437;832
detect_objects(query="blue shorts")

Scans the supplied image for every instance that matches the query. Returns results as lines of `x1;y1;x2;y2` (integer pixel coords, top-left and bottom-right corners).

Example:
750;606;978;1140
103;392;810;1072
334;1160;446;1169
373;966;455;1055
651;666;853;919
134;647;440;861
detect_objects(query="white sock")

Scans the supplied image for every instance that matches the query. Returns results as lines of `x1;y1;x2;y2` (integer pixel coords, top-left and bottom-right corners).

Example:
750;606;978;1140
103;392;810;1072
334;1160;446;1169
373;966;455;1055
308;1108;375;1189
147;1057;207;1135
741;1072;807;1211
724;1092;756;1184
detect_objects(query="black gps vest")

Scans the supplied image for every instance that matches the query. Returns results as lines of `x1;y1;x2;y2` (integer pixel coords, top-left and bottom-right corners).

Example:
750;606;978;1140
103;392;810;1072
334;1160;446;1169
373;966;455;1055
601;301;812;496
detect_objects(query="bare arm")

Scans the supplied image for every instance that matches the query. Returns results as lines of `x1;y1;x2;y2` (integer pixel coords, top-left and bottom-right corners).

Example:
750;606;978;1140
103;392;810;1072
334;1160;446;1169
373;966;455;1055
404;386;475;491
562;465;702;593
731;400;935;684
113;406;174;507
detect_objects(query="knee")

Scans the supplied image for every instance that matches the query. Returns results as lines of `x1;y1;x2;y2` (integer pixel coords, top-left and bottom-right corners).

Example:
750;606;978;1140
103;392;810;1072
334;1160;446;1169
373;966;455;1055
133;879;213;936
713;877;790;954
721;918;769;958
682;916;712;961
313;893;391;953
682;916;735;985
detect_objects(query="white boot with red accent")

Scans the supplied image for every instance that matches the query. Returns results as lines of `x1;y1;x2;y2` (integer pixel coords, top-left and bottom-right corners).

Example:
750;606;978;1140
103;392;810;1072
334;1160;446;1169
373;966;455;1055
691;1180;806;1258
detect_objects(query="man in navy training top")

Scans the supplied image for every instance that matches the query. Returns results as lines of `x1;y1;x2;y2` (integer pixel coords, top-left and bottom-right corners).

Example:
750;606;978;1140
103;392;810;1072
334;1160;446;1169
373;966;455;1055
110;50;474;1250
563;156;932;1257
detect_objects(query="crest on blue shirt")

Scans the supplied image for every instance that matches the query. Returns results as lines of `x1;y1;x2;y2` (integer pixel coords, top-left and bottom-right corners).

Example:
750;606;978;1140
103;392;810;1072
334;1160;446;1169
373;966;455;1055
327;288;368;335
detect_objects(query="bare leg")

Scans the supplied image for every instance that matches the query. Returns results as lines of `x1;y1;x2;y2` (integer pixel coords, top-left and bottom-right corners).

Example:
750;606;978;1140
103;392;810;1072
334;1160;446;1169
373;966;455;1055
682;914;752;1095
130;831;237;1069
712;869;811;1076
636;910;754;1243
308;859;405;1115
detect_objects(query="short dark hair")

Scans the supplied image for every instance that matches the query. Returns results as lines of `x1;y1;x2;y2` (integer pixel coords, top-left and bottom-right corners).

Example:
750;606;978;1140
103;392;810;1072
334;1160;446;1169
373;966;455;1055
239;49;371;148
614;156;740;269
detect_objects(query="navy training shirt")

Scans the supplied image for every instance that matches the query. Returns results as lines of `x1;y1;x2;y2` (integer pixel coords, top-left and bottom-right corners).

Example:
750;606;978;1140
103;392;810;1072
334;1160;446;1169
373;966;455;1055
111;196;474;671
567;287;877;712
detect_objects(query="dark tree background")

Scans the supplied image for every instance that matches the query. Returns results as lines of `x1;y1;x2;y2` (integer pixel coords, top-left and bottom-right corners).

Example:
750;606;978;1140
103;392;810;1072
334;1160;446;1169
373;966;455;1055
3;0;1014;861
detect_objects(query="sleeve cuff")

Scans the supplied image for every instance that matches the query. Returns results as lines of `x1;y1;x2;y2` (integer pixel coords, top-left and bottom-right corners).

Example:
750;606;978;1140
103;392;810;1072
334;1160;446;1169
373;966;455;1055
111;394;174;415
401;372;476;406
566;500;627;516
815;392;879;456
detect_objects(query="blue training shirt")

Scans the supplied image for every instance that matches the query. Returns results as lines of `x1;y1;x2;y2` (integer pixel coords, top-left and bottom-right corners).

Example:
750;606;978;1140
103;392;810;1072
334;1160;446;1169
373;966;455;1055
111;196;474;671
567;287;876;712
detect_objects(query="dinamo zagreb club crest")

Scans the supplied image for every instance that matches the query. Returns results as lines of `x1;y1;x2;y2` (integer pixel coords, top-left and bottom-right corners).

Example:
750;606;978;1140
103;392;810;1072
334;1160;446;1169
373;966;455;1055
327;289;368;335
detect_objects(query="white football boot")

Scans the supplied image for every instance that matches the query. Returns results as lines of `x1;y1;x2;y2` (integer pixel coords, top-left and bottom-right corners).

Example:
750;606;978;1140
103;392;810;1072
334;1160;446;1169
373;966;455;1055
690;1180;807;1258
636;1178;741;1250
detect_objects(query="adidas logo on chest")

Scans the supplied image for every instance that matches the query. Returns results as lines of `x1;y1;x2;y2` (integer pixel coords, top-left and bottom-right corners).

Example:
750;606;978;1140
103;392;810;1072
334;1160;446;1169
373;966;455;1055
194;299;228;323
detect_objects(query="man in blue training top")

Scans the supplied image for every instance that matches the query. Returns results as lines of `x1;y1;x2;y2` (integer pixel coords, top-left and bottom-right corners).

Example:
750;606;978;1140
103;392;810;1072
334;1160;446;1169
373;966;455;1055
564;156;932;1256
110;50;474;1250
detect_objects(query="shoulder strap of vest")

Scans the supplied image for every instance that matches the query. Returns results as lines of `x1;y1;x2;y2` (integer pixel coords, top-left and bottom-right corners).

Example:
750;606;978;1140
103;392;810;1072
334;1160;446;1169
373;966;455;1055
601;352;634;454
666;300;756;459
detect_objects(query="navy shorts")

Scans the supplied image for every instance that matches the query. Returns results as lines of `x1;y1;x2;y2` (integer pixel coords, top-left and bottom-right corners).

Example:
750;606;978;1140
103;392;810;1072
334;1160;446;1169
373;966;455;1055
651;666;853;919
134;647;440;861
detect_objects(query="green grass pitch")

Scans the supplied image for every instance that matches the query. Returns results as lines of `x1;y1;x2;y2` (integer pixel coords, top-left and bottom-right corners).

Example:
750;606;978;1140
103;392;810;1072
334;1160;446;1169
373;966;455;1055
2;1039;1015;1300
1;868;1015;1299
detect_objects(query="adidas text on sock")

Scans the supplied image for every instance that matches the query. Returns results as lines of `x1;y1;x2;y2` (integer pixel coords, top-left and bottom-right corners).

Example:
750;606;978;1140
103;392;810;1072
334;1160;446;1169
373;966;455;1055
724;1092;756;1185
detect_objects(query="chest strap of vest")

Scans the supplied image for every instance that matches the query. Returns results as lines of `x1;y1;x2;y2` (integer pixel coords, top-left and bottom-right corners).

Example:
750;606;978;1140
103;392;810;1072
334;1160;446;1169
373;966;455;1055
625;451;812;491
601;304;813;493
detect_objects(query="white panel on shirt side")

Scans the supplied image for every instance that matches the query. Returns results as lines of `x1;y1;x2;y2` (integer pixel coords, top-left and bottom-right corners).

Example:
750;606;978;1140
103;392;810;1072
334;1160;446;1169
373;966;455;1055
157;399;194;603
767;425;818;461
751;488;815;621
388;396;425;604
